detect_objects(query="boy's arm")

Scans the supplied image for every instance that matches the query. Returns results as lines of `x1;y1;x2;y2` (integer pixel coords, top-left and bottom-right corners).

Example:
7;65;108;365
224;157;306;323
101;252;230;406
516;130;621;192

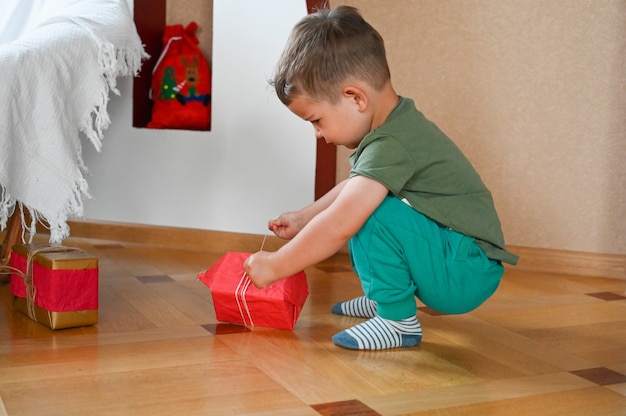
245;175;388;287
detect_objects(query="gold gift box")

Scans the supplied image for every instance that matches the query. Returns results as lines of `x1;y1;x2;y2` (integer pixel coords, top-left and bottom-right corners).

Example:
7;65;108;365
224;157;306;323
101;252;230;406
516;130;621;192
11;244;99;330
13;297;98;330
12;244;98;270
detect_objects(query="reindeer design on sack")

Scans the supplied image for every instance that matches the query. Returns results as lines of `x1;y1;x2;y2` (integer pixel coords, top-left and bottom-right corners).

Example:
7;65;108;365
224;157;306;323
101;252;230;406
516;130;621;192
174;55;211;106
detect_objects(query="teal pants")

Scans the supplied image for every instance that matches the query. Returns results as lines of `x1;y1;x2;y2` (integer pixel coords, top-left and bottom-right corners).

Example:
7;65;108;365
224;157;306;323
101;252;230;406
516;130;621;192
348;196;504;320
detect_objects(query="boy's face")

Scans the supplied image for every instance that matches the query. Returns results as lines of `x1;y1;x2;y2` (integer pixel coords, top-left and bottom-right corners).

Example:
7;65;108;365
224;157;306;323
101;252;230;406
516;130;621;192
287;92;371;149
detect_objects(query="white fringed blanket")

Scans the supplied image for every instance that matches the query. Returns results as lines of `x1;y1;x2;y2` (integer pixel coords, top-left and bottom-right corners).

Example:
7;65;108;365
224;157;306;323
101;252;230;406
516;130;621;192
0;0;147;243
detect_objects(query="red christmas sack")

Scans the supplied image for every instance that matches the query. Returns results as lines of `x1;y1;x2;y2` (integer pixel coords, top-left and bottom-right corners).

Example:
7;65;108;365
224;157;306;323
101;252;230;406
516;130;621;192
198;252;309;330
147;21;211;130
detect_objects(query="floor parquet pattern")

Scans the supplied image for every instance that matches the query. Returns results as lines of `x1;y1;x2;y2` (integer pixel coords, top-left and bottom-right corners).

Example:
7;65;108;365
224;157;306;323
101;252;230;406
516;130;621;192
0;236;624;415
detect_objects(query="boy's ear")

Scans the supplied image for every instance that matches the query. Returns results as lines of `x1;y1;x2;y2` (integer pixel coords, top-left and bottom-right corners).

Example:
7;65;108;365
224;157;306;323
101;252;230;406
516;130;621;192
342;86;368;111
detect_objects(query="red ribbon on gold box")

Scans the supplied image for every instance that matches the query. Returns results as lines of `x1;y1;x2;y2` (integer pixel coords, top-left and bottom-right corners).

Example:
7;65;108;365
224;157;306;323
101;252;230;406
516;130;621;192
10;244;98;330
198;252;308;330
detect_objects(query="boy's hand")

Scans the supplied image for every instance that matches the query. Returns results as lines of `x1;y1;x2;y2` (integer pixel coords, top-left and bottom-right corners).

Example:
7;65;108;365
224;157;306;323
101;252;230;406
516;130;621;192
268;211;304;239
243;251;279;288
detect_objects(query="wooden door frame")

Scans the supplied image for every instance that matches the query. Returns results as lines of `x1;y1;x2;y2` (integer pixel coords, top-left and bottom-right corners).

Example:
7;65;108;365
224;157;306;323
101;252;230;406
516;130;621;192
306;0;337;199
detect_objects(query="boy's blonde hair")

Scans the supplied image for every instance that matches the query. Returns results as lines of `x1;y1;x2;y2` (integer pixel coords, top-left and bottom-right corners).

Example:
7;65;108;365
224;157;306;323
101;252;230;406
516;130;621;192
271;5;391;105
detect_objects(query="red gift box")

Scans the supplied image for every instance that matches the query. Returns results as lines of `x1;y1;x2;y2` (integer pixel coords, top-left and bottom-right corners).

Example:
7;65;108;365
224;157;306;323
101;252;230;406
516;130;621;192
198;252;308;330
10;244;98;329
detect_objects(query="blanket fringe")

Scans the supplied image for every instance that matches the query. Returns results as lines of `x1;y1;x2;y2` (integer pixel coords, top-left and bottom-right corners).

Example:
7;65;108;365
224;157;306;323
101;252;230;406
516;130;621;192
0;1;148;245
0;177;89;244
0;33;142;243
70;15;149;152
0;186;15;232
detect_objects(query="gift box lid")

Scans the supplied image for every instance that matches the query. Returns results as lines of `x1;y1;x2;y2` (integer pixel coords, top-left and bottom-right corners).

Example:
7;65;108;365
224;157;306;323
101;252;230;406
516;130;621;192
12;244;98;270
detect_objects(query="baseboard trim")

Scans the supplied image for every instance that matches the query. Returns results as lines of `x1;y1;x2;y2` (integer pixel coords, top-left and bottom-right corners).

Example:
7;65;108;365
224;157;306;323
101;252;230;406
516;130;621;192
506;245;624;280
63;220;290;253
63;220;625;280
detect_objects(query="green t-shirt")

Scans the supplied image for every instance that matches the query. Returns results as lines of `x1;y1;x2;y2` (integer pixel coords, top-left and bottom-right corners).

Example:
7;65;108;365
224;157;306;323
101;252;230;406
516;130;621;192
350;97;518;265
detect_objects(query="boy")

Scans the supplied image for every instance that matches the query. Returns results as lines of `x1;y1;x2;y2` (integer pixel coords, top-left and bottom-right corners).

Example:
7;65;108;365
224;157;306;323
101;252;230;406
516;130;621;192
244;5;518;350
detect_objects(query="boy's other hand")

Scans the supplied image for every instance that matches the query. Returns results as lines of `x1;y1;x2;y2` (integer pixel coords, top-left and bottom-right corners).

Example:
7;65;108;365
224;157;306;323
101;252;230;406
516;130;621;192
268;211;304;239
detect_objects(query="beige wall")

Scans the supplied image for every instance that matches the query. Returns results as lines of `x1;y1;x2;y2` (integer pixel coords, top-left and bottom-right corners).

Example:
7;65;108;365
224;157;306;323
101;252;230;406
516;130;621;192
334;0;626;255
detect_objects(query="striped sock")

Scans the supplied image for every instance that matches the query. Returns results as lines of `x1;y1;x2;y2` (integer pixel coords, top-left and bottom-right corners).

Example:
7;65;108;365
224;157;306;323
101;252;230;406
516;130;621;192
332;315;422;350
331;296;377;318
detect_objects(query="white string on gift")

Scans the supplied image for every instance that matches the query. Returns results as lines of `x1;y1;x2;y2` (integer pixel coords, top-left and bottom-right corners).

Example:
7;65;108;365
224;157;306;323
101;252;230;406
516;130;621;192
233;233;269;328
234;271;254;327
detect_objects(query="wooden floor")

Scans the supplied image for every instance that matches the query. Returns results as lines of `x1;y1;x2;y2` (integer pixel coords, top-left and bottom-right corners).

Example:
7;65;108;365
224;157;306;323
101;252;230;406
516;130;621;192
0;235;625;416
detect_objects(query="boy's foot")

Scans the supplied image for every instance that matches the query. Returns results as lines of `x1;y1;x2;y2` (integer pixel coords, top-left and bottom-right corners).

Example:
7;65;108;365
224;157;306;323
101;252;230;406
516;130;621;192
332;315;422;350
331;296;377;318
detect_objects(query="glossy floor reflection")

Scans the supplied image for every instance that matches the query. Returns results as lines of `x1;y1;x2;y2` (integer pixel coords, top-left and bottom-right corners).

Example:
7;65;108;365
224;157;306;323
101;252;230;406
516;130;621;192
0;236;624;415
